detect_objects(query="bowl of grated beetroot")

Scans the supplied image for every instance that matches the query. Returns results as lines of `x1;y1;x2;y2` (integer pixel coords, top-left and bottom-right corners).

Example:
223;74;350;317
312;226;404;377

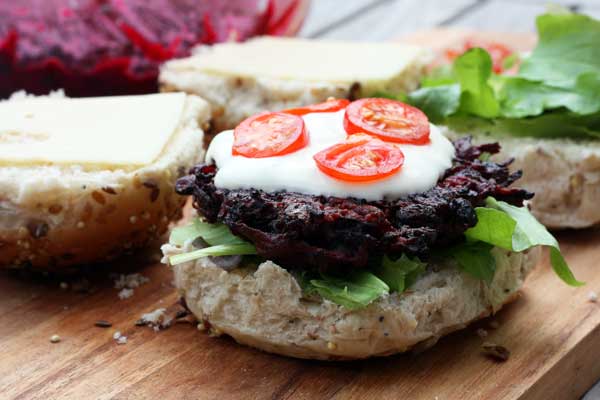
0;0;310;98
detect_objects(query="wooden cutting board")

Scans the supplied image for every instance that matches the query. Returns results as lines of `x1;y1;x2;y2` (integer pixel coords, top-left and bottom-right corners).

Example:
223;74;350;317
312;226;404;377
2;31;600;400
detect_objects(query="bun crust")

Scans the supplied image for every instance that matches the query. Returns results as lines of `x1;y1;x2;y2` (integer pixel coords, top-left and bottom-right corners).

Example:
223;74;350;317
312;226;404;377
163;243;539;360
159;45;429;132
444;129;600;229
0;95;210;271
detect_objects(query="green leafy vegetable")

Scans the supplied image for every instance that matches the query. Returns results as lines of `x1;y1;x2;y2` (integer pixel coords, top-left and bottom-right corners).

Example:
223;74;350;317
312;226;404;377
449;241;496;284
169;219;248;246
168;219;257;265
454;48;500;118
307;271;389;310
405;11;600;139
408;84;460;121
519;13;600;88
466;198;583;286
497;73;600;118
443;111;600;139
169;243;257;265
375;254;426;292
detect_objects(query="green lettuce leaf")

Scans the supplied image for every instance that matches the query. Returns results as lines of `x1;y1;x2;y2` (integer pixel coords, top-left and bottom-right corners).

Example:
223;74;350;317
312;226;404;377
454;48;500;118
498;72;600;118
169;219;248;246
407;84;460;122
519;13;600;88
307;271;389;310
449;241;496;284
169;243;257;265
375;254;426;293
404;11;600;139
443;111;600;139
466;198;583;286
168;219;257;265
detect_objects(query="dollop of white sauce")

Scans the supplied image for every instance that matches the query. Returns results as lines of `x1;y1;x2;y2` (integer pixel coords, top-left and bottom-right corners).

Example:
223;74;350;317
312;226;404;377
205;110;455;201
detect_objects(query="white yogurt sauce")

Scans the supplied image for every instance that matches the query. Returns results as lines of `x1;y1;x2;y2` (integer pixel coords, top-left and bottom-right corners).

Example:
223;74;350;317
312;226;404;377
205;110;455;201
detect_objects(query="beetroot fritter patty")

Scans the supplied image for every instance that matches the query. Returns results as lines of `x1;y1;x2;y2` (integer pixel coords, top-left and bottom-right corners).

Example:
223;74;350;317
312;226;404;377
176;138;532;273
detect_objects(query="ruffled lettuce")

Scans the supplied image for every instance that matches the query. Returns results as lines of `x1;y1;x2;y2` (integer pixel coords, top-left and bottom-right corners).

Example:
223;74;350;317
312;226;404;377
406;12;600;139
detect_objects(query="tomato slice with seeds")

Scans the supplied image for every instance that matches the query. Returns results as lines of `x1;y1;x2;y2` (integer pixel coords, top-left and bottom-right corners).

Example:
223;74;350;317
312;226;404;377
343;98;430;145
233;112;308;158
313;134;404;182
284;98;350;116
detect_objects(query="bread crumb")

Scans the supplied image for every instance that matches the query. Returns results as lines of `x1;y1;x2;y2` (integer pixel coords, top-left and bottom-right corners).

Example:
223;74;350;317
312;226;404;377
59;282;68;290
588;291;598;303
140;308;166;324
50;334;61;343
113;273;150;300
118;288;134;300
113;273;150;289
137;308;173;330
476;328;488;338
327;341;337;350
209;327;222;337
197;321;207;332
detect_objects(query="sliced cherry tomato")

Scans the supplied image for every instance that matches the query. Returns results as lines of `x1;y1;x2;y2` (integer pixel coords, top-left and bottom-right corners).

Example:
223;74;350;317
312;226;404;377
343;98;430;145
313;134;404;182
283;98;350;116
233;111;308;158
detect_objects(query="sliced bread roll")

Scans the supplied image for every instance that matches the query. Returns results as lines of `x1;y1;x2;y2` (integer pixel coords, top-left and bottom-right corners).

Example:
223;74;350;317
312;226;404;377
159;37;432;132
0;92;210;271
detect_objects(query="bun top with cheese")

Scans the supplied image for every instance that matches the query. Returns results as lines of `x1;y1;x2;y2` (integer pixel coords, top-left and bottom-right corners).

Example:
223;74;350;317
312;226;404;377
0;92;210;270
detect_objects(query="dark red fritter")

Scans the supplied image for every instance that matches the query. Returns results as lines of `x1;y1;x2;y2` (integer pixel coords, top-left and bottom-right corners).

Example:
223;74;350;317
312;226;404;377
0;0;308;97
176;137;532;274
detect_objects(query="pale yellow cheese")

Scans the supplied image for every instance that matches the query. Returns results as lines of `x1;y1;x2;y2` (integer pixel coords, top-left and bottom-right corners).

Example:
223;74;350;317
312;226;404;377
170;37;429;84
0;92;187;169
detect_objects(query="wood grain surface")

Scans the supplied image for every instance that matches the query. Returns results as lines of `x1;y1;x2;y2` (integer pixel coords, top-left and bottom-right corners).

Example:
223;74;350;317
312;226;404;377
2;29;600;400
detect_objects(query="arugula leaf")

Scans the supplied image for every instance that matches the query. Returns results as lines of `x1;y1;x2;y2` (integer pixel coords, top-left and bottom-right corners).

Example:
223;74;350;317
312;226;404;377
169;243;257;265
498;72;600;118
405;12;600;140
444;111;600;139
408;84;460;122
308;271;389;310
375;254;426;293
454;48;500;118
169;219;248;246
449;241;496;284
168;219;257;265
519;13;600;88
465;207;516;250
466;198;583;286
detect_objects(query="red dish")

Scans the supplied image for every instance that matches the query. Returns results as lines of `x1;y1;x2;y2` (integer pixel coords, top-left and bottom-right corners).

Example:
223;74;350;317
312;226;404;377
0;0;310;97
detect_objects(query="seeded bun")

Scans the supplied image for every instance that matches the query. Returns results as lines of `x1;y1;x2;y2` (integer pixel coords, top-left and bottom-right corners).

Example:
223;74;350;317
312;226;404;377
443;129;600;229
0;94;210;271
159;42;429;132
162;241;539;360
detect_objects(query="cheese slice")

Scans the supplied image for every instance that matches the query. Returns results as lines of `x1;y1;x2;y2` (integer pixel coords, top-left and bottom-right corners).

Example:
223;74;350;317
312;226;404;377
169;37;429;85
0;92;187;169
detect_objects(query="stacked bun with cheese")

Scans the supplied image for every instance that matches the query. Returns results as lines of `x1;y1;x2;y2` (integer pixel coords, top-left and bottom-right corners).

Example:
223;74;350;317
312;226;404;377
159;37;432;132
0;92;210;271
